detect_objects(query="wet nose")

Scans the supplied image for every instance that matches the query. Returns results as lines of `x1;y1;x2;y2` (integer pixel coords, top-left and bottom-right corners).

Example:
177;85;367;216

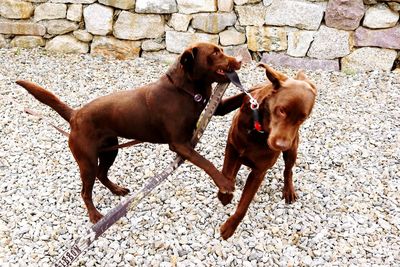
230;56;242;70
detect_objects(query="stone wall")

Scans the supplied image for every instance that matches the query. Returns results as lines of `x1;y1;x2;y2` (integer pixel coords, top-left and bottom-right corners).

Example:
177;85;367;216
0;0;399;72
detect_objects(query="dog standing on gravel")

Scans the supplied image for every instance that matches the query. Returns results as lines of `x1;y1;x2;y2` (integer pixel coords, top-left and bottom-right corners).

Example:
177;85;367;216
16;42;244;224
217;63;317;239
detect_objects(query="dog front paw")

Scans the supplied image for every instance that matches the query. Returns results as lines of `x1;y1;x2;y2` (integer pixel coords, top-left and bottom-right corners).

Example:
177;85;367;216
217;191;234;206
282;187;297;204
220;217;239;240
89;210;104;224
218;179;235;194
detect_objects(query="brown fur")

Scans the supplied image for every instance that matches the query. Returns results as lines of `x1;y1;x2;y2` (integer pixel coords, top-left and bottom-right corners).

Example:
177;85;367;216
17;43;245;223
218;63;317;239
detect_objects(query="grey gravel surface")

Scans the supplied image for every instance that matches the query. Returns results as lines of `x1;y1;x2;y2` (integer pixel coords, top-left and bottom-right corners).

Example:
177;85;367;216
0;48;399;266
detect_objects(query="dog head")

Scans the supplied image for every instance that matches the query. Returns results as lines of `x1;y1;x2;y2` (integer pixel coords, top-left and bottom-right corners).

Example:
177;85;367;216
257;63;317;151
179;42;242;83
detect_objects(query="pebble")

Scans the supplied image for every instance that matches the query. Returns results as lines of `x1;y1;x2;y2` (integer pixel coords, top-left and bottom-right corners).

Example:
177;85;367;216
0;48;399;266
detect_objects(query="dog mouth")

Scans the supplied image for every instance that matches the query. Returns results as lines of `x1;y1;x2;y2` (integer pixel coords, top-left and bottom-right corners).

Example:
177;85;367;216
216;68;226;76
216;66;237;76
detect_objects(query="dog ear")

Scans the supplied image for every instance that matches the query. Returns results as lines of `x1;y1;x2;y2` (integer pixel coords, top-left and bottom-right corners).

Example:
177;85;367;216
257;63;287;89
180;47;198;72
296;70;317;95
296;70;307;81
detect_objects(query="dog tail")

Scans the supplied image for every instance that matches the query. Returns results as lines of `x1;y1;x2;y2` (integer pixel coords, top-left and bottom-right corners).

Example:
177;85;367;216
16;80;74;122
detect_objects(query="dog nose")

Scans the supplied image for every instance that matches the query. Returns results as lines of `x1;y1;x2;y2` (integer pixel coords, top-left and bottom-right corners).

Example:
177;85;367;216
274;139;291;151
230;56;242;70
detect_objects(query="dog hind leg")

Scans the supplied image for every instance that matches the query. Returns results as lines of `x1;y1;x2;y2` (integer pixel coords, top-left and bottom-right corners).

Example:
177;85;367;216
97;137;130;196
69;135;103;223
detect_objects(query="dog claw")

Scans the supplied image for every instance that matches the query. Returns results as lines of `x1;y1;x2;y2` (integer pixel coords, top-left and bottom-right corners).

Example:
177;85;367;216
218;191;234;206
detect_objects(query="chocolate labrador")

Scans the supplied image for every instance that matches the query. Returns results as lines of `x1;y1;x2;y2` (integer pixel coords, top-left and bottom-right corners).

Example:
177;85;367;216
218;63;317;239
17;42;244;223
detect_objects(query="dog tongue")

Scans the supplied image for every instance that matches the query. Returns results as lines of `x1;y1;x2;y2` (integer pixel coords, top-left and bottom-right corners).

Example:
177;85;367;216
225;71;245;91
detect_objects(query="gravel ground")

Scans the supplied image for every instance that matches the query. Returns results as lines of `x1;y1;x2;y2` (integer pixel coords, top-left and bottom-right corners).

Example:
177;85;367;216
0;48;399;267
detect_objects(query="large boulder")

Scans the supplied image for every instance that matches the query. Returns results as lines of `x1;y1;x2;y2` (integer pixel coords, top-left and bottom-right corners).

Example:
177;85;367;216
113;11;165;40
135;0;177;13
325;0;365;30
235;4;266;26
234;0;261;5
177;0;217;14
246;26;287;52
218;0;234;12
0;21;46;36
355;26;400;49
307;25;351;59
67;4;82;22
388;2;400;12
50;0;96;3
98;0;134;9
141;39;165;51
91;36;141;59
363;3;399;29
287;30;315;57
42;19;79;35
83;4;113;35
45;35;89;53
219;28;246;46
34;3;67;22
191;13;237;34
11;36;45;48
264;0;324;30
262;53;340;71
165;31;219;53
222;44;252;64
341;47;397;72
0;0;34;19
73;30;93;42
0;35;7;48
168;13;192;31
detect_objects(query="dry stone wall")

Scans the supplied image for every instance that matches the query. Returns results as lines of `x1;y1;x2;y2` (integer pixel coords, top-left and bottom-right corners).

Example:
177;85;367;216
0;0;399;72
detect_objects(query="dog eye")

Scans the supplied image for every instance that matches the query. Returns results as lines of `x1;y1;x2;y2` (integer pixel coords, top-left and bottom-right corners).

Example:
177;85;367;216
276;107;286;117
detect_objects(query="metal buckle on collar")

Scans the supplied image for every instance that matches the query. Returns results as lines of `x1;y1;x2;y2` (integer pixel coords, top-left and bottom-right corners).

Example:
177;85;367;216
194;93;203;102
225;70;263;132
250;98;259;110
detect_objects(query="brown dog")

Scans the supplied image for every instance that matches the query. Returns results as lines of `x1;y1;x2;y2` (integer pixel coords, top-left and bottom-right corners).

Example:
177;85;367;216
17;42;244;223
218;63;317;239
